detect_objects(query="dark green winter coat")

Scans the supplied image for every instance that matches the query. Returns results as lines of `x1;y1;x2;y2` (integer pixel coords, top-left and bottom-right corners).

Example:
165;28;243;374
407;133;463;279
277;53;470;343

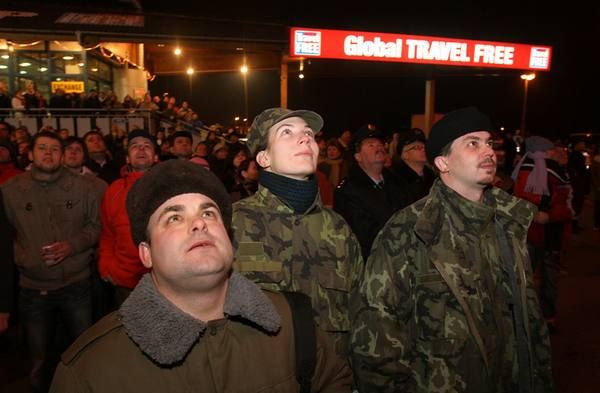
351;180;554;393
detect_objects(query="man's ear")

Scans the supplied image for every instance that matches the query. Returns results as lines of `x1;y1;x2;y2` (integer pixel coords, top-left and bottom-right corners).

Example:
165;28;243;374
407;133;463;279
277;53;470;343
434;156;449;173
28;150;33;162
139;242;153;269
353;152;362;164
256;150;270;169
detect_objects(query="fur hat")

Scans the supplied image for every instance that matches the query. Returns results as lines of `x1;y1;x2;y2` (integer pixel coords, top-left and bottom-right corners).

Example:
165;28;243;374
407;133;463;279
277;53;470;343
426;106;492;164
126;160;232;245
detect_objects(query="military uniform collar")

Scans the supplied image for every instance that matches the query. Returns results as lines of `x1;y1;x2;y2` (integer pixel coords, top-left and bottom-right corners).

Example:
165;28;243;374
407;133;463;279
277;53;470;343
415;180;535;245
254;184;323;215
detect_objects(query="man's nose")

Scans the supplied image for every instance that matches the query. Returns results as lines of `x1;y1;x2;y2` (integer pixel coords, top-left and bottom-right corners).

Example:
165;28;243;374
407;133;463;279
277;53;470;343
190;215;208;233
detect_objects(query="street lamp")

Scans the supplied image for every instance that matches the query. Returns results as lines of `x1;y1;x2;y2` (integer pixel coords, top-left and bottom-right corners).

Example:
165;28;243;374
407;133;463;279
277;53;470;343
520;73;536;138
240;64;249;123
186;67;194;97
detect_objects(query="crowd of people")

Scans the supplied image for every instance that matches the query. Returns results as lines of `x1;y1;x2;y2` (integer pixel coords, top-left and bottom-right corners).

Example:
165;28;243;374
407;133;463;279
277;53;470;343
0;103;598;392
0;82;209;140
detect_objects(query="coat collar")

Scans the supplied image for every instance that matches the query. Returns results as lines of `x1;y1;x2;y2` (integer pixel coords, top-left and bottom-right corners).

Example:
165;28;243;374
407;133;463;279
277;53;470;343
347;164;385;188
254;184;323;215
414;179;534;245
119;271;281;366
17;166;72;192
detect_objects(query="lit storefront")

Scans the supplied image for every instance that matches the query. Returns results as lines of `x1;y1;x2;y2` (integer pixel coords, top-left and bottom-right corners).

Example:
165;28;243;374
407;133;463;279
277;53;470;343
0;39;120;102
0;39;147;104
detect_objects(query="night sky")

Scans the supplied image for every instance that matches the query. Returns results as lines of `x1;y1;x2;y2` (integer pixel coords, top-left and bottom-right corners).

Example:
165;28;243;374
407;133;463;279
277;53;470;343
145;3;598;138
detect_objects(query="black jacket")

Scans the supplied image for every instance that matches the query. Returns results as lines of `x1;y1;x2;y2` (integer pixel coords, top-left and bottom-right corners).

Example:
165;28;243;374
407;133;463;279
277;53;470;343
334;164;408;259
391;159;436;206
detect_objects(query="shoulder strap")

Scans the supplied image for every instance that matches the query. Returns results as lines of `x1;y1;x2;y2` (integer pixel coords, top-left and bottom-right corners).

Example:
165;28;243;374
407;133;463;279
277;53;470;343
282;291;316;393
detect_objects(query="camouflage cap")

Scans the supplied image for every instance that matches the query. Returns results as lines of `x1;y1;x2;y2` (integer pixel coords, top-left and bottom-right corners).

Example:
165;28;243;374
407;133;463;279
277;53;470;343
246;107;324;155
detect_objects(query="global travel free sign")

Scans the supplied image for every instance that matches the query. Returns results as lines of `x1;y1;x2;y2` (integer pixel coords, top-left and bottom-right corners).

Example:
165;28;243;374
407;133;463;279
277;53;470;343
290;27;551;71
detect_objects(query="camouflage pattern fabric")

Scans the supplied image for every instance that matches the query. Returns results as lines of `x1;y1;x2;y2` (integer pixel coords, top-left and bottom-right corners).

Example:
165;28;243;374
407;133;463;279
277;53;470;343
351;179;554;393
232;185;364;357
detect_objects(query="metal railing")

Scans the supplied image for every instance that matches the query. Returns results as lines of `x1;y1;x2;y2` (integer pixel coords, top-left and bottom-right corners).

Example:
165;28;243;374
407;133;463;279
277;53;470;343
0;108;211;141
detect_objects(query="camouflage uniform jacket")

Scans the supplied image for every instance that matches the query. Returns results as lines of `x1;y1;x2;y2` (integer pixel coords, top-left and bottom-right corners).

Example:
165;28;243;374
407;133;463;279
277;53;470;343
351;179;554;393
232;184;364;356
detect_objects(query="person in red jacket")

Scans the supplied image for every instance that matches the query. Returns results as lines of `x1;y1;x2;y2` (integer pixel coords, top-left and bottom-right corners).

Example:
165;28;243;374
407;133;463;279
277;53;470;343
512;136;573;332
0;138;22;185
98;129;157;310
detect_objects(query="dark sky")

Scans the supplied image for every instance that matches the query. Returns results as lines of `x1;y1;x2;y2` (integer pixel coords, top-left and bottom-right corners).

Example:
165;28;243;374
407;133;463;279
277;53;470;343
146;3;599;138
19;1;592;137
3;0;600;135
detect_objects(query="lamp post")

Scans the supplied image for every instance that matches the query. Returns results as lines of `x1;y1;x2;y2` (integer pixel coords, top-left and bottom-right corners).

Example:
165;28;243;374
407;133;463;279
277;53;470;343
240;64;249;122
520;73;535;138
186;67;194;98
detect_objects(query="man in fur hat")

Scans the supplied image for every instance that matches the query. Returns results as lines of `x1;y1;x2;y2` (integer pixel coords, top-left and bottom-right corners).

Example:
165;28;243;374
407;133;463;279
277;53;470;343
50;159;350;393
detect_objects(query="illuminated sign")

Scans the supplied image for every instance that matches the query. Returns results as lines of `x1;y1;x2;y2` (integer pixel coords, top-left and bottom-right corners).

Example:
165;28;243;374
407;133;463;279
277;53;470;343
51;81;85;93
291;27;552;71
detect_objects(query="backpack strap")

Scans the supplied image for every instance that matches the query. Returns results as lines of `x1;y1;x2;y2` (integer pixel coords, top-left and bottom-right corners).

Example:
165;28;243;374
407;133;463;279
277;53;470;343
282;291;316;393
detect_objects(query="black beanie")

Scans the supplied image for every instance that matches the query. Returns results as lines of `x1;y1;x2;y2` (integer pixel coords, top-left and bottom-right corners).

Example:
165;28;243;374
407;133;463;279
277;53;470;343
426;106;492;164
126;160;232;245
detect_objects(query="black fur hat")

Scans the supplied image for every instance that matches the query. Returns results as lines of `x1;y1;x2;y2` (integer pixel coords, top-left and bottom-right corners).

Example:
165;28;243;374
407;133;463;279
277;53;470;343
126;159;232;245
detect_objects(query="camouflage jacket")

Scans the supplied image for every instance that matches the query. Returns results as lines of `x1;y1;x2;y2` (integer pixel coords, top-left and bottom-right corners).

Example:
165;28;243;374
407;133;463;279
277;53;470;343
351;179;554;393
232;184;364;356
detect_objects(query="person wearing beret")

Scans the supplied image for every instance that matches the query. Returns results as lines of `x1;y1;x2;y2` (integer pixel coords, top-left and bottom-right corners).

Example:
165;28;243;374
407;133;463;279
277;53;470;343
351;106;554;393
49;160;352;393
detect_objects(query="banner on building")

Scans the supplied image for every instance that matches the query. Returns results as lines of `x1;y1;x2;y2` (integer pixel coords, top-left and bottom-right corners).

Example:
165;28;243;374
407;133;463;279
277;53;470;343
290;27;552;70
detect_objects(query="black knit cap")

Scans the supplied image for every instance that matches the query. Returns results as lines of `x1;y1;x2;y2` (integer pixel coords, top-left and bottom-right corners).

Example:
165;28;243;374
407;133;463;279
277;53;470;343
126;159;232;245
426;106;492;164
127;128;154;144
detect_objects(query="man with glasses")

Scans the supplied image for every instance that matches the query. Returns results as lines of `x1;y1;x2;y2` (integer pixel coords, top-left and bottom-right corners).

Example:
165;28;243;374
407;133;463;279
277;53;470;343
392;128;436;206
334;126;407;259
